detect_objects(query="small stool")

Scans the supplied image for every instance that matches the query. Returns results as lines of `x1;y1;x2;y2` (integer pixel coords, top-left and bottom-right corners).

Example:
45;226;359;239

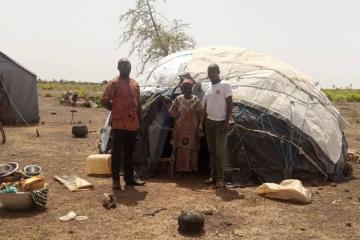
160;156;175;178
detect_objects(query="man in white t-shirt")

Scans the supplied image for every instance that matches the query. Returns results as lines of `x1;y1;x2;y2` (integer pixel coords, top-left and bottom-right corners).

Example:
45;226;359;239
203;64;232;187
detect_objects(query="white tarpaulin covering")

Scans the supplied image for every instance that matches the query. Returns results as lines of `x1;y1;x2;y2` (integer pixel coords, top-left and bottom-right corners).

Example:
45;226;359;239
138;47;347;169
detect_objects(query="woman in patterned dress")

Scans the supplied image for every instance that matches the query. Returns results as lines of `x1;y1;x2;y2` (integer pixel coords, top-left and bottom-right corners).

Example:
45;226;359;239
169;76;203;172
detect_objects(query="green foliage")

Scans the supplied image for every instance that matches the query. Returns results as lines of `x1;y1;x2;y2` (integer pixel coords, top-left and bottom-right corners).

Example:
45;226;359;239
119;0;196;73
322;89;360;102
38;80;104;106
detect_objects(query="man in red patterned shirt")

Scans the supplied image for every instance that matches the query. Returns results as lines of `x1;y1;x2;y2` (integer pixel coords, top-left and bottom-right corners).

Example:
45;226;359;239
101;59;145;190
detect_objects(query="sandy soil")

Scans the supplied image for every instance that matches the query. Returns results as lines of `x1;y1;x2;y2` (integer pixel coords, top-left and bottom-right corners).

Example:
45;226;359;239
0;92;360;240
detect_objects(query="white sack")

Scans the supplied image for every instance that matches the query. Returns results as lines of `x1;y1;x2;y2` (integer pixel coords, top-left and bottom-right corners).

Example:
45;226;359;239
255;179;311;203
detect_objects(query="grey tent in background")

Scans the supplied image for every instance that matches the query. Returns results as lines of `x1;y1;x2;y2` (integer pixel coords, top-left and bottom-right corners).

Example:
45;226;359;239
133;47;351;182
0;51;39;124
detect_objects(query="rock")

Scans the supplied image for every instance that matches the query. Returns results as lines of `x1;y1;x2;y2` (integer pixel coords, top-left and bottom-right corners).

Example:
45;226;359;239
102;193;117;209
233;229;242;237
50;111;57;115
300;228;306;231
344;188;350;193
345;222;352;227
358;197;360;202
315;191;320;195
178;210;204;235
330;183;337;187
348;197;353;200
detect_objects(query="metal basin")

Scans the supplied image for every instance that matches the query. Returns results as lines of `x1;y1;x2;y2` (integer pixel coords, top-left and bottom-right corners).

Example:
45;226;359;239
24;165;41;176
0;164;11;176
0;192;34;210
0;162;18;178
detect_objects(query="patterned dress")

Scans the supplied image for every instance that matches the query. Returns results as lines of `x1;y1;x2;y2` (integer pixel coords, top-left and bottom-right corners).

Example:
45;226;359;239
169;95;203;172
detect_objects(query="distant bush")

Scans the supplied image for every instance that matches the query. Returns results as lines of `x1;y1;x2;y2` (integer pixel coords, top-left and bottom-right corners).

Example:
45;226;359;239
38;81;104;107
44;93;52;97
322;89;360;102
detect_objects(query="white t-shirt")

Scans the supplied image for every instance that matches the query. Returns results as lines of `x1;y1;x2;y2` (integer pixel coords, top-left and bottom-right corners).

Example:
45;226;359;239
205;80;232;121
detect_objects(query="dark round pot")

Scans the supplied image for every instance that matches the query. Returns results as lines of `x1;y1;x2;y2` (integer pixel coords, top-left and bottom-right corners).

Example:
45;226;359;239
72;124;88;138
178;210;204;235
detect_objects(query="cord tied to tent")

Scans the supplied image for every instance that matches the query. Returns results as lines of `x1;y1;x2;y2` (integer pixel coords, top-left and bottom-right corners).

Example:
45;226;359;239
0;75;40;137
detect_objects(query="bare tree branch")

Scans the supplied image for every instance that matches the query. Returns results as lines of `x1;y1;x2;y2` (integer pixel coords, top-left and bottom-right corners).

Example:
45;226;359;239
118;0;196;72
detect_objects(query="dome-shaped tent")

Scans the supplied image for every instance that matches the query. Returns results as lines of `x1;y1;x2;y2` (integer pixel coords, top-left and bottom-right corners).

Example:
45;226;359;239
136;47;349;182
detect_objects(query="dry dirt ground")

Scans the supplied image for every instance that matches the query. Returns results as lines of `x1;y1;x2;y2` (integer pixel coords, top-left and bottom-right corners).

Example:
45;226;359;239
1;92;360;240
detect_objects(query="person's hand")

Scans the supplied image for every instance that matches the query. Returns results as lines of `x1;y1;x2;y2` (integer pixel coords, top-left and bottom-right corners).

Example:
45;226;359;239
198;125;205;137
222;122;229;133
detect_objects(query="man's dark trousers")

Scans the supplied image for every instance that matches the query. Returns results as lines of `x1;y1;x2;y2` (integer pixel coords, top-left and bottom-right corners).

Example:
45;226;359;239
111;129;137;183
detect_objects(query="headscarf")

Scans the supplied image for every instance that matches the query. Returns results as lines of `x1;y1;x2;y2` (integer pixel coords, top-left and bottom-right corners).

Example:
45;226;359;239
181;78;195;87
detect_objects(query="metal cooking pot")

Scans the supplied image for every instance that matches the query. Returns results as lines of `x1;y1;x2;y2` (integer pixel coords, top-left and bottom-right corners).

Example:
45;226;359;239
24;165;42;176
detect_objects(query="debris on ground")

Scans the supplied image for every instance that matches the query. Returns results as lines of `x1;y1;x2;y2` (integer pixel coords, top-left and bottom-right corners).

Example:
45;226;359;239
255;179;311;204
59;211;88;222
330;182;337;187
332;200;343;205
196;205;216;216
54;175;94;192
60;90;99;108
102;193;117;209
75;215;89;221
233;229;243;237
347;149;360;164
178;210;204;235
59;211;77;222
143;208;167;216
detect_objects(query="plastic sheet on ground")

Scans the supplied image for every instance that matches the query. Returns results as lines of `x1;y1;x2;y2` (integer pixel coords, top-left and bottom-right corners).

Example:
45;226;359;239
255;179;311;203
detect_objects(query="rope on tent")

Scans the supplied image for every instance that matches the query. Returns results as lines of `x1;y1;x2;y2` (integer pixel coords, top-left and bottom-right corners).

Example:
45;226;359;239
260;114;289;176
286;101;295;177
0;76;39;137
226;104;328;179
224;50;249;81
0;81;31;127
233;123;328;178
288;96;313;167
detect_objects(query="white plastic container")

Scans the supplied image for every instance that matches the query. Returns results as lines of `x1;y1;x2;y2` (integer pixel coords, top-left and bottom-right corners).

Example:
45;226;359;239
86;154;112;175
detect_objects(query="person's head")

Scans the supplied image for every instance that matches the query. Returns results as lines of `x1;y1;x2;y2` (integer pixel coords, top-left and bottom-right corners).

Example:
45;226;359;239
180;78;195;98
207;64;220;83
117;58;131;78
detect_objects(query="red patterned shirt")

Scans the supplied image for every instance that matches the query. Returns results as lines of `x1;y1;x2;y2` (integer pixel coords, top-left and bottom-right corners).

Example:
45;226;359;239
102;76;140;131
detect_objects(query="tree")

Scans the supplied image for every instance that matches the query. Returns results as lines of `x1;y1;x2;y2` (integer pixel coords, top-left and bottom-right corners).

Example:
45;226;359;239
119;0;196;73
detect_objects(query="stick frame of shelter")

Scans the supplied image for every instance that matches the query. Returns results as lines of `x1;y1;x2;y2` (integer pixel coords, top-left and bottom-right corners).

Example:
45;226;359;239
234;124;329;178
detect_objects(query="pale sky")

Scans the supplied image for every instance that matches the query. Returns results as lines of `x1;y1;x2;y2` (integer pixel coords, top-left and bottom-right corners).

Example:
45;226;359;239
1;0;359;88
